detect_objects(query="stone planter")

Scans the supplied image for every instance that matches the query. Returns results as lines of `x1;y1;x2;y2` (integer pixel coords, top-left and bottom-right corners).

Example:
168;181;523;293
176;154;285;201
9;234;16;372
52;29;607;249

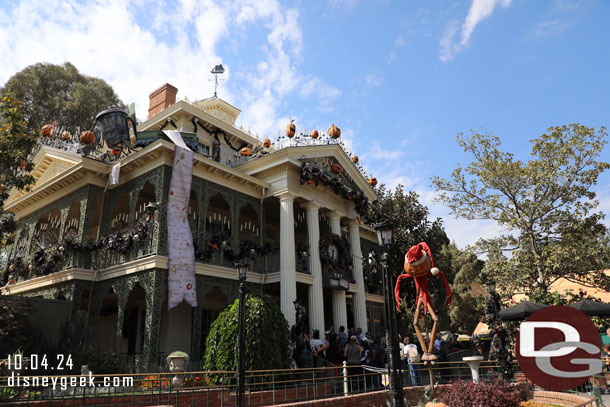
167;351;189;386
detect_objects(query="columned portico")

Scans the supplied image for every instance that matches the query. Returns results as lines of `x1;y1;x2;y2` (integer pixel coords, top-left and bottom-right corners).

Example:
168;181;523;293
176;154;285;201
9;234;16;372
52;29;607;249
304;202;325;335
327;211;348;330
278;192;297;327
348;220;368;332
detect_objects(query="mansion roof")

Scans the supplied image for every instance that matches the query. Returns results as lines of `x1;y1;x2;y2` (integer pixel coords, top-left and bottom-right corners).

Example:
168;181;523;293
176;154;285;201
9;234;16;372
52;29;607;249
5;93;377;223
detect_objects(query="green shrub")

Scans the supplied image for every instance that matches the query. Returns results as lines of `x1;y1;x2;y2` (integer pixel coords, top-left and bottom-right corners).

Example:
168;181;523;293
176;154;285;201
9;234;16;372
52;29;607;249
203;293;291;373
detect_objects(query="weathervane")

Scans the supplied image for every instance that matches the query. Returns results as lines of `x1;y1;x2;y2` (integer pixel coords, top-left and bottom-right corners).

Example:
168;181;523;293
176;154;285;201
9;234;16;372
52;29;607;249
211;64;225;97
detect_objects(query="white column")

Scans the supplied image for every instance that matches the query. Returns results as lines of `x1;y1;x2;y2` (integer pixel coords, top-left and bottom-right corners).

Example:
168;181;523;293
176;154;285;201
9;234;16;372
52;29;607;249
328;211;347;330
348;220;368;333
278;192;297;327
304;202;325;335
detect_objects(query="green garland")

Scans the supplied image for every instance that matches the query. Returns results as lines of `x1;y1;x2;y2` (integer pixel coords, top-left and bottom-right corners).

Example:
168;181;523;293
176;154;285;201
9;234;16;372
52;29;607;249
319;233;352;279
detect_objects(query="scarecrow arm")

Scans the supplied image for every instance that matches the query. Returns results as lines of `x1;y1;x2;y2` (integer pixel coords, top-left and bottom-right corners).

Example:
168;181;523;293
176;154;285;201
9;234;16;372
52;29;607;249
394;273;412;311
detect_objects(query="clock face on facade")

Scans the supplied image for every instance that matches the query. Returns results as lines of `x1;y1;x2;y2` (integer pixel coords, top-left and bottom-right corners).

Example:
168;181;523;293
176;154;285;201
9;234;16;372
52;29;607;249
328;244;339;263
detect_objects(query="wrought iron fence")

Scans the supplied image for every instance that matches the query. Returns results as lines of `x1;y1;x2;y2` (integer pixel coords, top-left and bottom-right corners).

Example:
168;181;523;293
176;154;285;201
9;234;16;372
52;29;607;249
0;360;509;406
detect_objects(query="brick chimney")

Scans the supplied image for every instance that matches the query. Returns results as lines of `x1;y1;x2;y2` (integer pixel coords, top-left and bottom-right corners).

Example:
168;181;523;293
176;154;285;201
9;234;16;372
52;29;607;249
148;83;178;119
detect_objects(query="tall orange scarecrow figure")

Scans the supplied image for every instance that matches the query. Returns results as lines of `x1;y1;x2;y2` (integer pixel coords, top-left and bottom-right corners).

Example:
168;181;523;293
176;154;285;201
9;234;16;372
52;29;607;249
395;242;452;364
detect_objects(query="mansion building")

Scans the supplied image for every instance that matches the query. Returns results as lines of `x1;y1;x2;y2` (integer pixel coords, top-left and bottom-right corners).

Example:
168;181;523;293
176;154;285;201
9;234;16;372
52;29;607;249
2;83;385;371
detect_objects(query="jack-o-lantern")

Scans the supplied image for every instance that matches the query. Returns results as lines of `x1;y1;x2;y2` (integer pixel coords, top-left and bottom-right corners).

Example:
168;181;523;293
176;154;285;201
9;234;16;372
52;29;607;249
18;160;26;170
352;155;359;164
111;148;121;156
61;131;71;141
80;131;95;145
311;129;319;139
263;138;271;148
240;147;252;156
41;124;54;137
331;163;342;174
327;124;341;139
395;242;452;366
286;120;296;138
368;177;377;186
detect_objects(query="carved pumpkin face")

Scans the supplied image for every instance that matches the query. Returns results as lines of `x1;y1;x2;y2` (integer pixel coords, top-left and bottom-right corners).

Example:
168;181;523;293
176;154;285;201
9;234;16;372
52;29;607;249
331;163;342;174
61;131;71;141
240;147;252;156
80;131;96;145
404;257;431;278
327;124;341;139
311;129;319;139
41;124;54;137
263;138;271;148
286;122;296;138
368;177;377;186
111;148;121;156
352;155;359;164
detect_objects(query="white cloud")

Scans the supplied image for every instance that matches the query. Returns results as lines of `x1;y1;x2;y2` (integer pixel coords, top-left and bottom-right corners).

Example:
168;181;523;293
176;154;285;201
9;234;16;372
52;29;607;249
439;0;511;62
363;74;383;89
532;19;571;38
329;0;359;11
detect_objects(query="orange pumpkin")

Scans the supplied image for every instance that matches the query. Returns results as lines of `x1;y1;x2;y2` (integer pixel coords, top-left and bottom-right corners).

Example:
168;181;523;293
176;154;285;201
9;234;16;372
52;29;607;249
368;177;377;186
352;155;359;164
240;147;252;156
327;123;341;139
41;124;54;137
61;131;71;141
331;163;342;174
80;131;96;145
286;120;296;138
311;129;319;139
18;160;26;170
263;138;271;148
111;148;121;156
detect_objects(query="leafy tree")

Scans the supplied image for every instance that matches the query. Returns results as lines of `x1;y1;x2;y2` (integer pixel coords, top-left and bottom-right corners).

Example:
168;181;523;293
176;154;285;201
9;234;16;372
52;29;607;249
432;124;610;295
0;296;34;357
362;185;453;332
1;62;124;135
0;94;37;244
440;244;485;334
203;293;291;373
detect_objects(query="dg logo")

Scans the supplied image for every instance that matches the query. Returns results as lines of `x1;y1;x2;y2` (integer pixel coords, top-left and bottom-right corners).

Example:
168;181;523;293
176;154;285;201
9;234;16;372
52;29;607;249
516;305;602;391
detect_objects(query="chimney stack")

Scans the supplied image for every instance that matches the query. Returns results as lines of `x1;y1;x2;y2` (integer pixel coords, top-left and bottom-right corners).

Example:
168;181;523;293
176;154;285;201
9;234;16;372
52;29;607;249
148;83;178;119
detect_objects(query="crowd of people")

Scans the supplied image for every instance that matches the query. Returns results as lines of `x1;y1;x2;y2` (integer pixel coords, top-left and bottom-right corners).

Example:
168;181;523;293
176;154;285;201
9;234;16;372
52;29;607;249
298;325;466;391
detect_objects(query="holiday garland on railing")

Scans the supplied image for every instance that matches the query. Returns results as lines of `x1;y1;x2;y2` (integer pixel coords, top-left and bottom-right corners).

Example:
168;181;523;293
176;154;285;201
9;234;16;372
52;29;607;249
195;234;280;263
2;213;156;285
300;162;368;216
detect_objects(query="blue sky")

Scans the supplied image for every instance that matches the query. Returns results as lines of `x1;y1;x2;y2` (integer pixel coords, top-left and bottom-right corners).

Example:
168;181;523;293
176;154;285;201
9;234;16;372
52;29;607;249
0;0;608;250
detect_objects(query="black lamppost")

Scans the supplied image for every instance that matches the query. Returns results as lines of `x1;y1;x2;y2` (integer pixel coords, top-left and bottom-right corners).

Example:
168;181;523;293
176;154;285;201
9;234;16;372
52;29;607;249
375;221;404;407
235;259;248;407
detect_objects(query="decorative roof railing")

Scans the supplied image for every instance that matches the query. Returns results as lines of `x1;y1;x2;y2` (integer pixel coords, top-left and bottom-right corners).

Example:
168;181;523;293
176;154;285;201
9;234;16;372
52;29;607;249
227;131;372;181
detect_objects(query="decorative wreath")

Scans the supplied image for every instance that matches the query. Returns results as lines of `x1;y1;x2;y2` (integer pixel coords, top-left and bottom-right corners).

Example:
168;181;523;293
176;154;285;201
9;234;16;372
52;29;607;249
319;233;352;279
